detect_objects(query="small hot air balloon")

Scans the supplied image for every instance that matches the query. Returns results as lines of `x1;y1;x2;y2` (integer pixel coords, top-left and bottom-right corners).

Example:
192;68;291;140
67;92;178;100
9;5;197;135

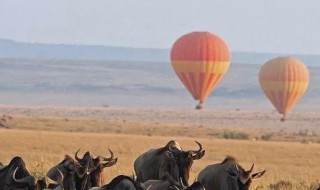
170;32;231;109
259;57;309;121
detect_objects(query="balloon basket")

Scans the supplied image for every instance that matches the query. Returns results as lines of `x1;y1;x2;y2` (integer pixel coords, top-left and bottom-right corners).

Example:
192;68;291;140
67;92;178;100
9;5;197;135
195;103;203;110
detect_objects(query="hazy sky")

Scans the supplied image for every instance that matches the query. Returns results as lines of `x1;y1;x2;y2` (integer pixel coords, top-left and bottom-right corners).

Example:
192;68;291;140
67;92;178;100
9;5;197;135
0;0;319;54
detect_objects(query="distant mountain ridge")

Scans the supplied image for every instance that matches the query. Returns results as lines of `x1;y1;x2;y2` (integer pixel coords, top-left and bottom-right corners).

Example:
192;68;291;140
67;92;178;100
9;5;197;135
0;38;319;66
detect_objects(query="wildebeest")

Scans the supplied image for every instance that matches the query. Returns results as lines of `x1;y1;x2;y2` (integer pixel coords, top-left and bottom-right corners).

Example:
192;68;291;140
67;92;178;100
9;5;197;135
74;149;118;190
88;175;144;190
47;155;85;190
198;156;266;190
134;140;205;186
0;157;38;190
0;156;60;190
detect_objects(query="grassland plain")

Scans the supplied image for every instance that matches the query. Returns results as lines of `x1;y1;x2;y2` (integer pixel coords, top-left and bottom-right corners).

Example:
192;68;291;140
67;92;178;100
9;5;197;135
0;107;320;189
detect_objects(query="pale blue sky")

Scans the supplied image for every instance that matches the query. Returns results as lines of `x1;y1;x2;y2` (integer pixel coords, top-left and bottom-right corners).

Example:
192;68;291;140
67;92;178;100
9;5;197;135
0;0;319;54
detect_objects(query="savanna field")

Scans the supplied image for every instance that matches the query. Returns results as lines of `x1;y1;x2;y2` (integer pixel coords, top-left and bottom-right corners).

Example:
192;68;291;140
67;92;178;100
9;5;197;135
0;106;320;190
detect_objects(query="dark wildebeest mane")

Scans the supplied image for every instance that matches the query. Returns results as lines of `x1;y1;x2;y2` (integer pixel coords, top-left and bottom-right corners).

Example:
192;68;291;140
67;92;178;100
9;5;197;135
58;155;74;165
101;175;136;189
221;156;247;172
221;156;237;164
155;140;176;156
0;156;27;173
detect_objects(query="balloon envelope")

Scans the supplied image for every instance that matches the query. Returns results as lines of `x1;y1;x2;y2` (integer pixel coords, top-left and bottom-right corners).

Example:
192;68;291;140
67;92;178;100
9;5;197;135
170;32;231;107
259;57;309;117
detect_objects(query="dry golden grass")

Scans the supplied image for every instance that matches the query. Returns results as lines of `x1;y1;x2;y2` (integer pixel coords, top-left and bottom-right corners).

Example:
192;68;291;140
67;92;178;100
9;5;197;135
0;129;319;190
0;107;320;189
3;114;320;143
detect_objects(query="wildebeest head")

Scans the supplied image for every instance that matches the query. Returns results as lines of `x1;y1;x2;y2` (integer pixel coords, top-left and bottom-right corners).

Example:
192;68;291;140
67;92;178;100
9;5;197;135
168;141;205;186
75;149;118;187
225;157;266;190
75;150;94;166
90;150;118;187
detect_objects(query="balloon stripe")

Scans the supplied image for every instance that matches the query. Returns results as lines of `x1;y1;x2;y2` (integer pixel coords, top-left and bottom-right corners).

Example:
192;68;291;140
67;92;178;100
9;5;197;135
171;61;230;73
278;91;285;113
177;72;193;95
286;91;299;114
201;74;214;102
265;91;278;112
188;72;199;99
271;91;283;113
259;81;308;92
180;72;197;100
274;91;282;113
284;85;293;113
199;73;205;98
202;73;215;99
203;73;223;101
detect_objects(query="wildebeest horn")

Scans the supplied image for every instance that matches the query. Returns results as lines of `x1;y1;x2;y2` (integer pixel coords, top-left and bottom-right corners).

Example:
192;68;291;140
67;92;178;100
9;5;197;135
192;141;203;153
103;149;114;161
12;167;32;184
247;163;254;174
75;149;82;162
235;164;240;172
46;168;64;185
190;141;205;160
102;157;118;168
132;172;136;181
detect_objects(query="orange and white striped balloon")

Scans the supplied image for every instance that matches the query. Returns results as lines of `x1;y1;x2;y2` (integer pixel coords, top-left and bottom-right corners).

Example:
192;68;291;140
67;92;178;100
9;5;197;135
170;32;231;109
259;57;309;121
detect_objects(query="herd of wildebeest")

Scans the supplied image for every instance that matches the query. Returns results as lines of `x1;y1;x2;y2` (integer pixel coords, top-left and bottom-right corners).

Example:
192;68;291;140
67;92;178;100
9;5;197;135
1;139;298;190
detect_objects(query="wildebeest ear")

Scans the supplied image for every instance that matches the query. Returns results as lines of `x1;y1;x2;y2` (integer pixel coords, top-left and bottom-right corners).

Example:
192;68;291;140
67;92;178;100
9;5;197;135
227;169;238;178
251;170;266;179
192;150;205;160
226;164;239;178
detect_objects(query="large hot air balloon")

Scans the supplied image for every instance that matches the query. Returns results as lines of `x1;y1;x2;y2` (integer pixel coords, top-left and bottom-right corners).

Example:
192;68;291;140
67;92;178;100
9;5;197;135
170;32;231;109
259;57;309;121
